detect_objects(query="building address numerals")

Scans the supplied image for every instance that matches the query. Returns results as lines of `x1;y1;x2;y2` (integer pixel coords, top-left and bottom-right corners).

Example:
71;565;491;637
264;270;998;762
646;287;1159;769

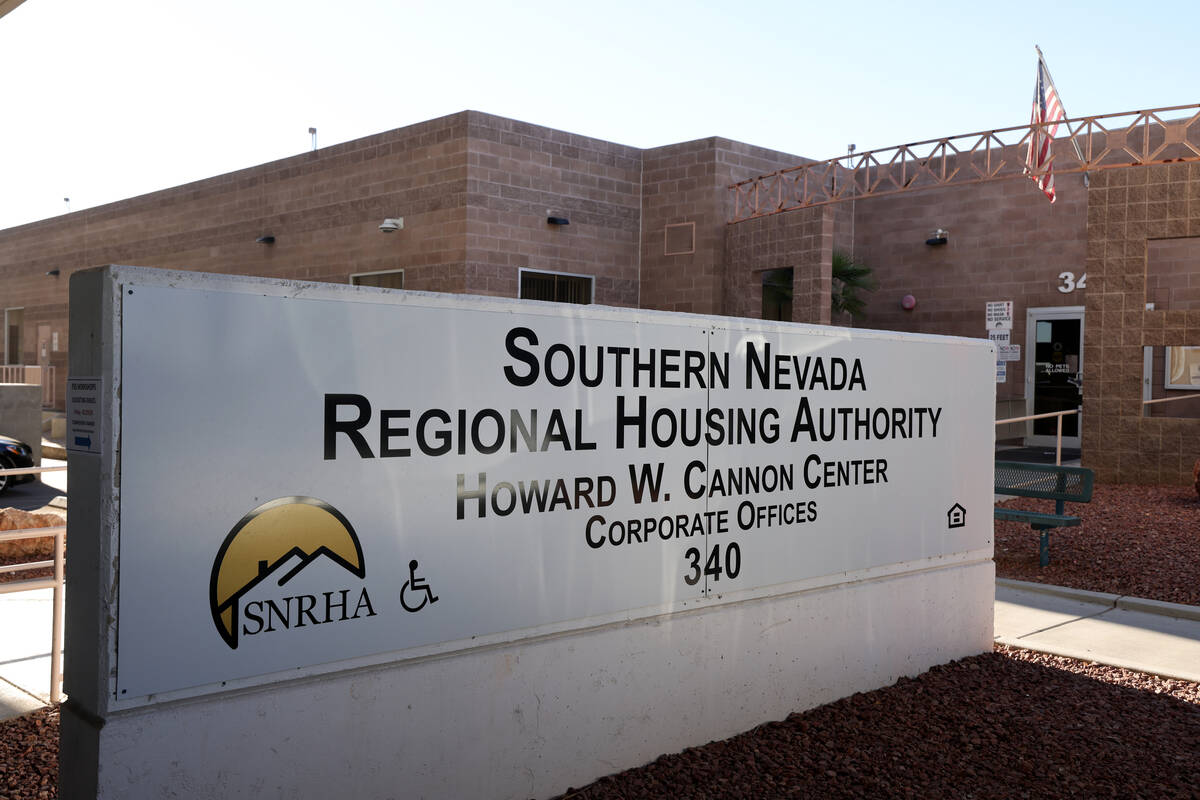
1057;272;1087;293
683;542;742;586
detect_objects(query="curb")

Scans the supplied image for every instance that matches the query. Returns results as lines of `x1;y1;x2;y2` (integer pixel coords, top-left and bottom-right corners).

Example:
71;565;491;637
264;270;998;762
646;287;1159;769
996;578;1118;606
992;636;1200;685
997;578;1200;621
1115;596;1200;622
41;440;67;460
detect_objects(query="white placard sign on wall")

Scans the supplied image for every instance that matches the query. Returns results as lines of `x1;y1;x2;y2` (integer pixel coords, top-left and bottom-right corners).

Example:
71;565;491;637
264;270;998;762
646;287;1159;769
986;300;1013;330
65;376;102;454
113;280;995;703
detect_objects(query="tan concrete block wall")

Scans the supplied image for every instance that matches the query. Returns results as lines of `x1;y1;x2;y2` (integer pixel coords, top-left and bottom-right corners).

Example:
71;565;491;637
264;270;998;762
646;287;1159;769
639;139;810;316
0;113;475;408
11;104;1197;491
724;206;832;325
1083;163;1200;484
462;112;642;306
849;161;1088;404
1146;236;1200;310
639;139;722;315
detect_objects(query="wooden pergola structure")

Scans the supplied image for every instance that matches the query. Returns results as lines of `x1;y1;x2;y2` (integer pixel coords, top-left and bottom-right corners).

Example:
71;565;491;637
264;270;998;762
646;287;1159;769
730;103;1200;222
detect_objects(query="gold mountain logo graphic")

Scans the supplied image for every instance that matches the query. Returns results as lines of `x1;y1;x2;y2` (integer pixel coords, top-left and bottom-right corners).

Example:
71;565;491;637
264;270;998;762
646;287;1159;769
210;496;366;649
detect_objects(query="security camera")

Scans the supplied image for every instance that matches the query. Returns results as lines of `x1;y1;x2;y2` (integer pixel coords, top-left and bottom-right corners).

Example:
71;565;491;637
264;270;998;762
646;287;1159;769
379;218;404;233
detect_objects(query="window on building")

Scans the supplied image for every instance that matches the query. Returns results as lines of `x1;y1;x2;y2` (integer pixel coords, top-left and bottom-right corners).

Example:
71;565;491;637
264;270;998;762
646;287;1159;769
762;269;793;322
4;307;23;365
664;222;696;256
1146;237;1200;310
1143;345;1200;420
350;270;405;290
519;270;593;304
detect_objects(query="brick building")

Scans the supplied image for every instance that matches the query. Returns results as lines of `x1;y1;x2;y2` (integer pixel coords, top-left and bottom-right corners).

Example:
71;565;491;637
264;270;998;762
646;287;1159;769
2;109;1199;483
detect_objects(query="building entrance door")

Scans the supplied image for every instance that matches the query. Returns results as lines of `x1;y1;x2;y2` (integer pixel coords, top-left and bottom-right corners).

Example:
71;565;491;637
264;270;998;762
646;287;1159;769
3;307;21;365
1024;306;1083;449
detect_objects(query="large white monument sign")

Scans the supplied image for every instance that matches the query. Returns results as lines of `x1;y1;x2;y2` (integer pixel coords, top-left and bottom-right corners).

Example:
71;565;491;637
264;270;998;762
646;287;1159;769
65;266;995;799
113;274;992;700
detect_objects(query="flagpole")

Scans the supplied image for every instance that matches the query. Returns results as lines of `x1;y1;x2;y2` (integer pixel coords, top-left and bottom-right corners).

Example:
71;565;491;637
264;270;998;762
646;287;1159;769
1035;45;1067;117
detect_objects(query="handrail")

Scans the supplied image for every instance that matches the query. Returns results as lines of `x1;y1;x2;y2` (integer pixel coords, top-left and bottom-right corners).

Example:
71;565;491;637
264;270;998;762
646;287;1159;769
0;524;65;704
0;465;67;476
995;408;1080;466
994;395;1200;466
1142;394;1200;406
0;526;66;543
0;560;53;574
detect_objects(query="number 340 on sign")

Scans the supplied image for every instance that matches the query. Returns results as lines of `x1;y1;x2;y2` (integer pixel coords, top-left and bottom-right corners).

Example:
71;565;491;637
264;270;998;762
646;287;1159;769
683;542;742;586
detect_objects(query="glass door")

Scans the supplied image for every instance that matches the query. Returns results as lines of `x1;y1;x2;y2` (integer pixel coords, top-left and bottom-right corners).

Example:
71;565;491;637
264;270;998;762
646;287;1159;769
1024;306;1083;449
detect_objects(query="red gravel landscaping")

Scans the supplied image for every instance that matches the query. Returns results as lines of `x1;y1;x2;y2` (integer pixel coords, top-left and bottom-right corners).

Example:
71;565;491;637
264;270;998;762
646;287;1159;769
4;482;1198;798
995;482;1200;605
553;645;1200;799
0;706;55;800
5;647;1197;800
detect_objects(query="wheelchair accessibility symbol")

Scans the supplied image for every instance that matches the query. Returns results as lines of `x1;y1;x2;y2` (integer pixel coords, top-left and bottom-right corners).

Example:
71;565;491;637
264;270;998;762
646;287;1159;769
401;559;439;613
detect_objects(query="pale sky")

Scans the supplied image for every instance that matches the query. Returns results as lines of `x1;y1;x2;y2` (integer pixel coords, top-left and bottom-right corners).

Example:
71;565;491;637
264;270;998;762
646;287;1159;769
0;0;1195;230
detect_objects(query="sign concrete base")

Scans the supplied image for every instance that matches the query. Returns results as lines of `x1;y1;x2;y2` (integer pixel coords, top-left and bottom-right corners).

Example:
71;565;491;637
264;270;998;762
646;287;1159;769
68;561;991;799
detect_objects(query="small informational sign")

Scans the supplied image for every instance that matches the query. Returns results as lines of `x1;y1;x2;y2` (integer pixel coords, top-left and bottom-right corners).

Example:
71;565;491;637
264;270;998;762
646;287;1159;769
986;301;1014;330
998;345;1021;362
66;377;102;454
987;329;1010;346
996;362;1007;382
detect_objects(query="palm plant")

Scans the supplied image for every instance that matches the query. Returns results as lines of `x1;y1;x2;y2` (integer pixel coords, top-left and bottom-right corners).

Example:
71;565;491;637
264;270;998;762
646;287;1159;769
831;250;876;320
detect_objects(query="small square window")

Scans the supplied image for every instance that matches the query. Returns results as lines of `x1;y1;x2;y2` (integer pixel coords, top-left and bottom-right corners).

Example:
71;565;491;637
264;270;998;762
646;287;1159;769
664;222;695;256
519;270;593;304
350;270;405;290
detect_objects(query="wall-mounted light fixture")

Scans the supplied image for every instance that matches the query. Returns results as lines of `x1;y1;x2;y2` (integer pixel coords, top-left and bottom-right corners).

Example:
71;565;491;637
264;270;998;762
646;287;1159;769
925;228;949;246
379;218;404;233
256;235;276;245
547;216;569;226
46;269;60;277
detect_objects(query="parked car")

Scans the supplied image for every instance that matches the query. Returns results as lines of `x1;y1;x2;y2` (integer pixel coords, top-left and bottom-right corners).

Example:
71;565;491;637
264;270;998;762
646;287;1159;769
0;434;36;495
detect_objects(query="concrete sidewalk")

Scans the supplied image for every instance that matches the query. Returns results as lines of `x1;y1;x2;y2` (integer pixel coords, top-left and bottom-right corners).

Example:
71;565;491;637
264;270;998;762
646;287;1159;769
0;463;67;720
995;578;1200;683
4;578;1200;723
0;587;58;721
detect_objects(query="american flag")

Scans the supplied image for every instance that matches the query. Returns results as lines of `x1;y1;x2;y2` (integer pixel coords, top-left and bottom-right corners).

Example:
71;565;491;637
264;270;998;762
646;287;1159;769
1026;51;1066;202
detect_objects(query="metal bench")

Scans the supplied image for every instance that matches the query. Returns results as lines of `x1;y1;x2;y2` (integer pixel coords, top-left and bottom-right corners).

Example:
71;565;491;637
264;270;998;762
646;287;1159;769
994;461;1095;567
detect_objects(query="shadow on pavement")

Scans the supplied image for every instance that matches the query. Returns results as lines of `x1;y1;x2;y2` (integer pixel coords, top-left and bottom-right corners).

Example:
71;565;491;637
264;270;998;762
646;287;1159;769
0;480;65;513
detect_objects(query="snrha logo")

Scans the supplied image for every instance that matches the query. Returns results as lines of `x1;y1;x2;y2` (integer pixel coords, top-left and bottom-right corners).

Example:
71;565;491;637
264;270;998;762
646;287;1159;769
210;496;374;649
